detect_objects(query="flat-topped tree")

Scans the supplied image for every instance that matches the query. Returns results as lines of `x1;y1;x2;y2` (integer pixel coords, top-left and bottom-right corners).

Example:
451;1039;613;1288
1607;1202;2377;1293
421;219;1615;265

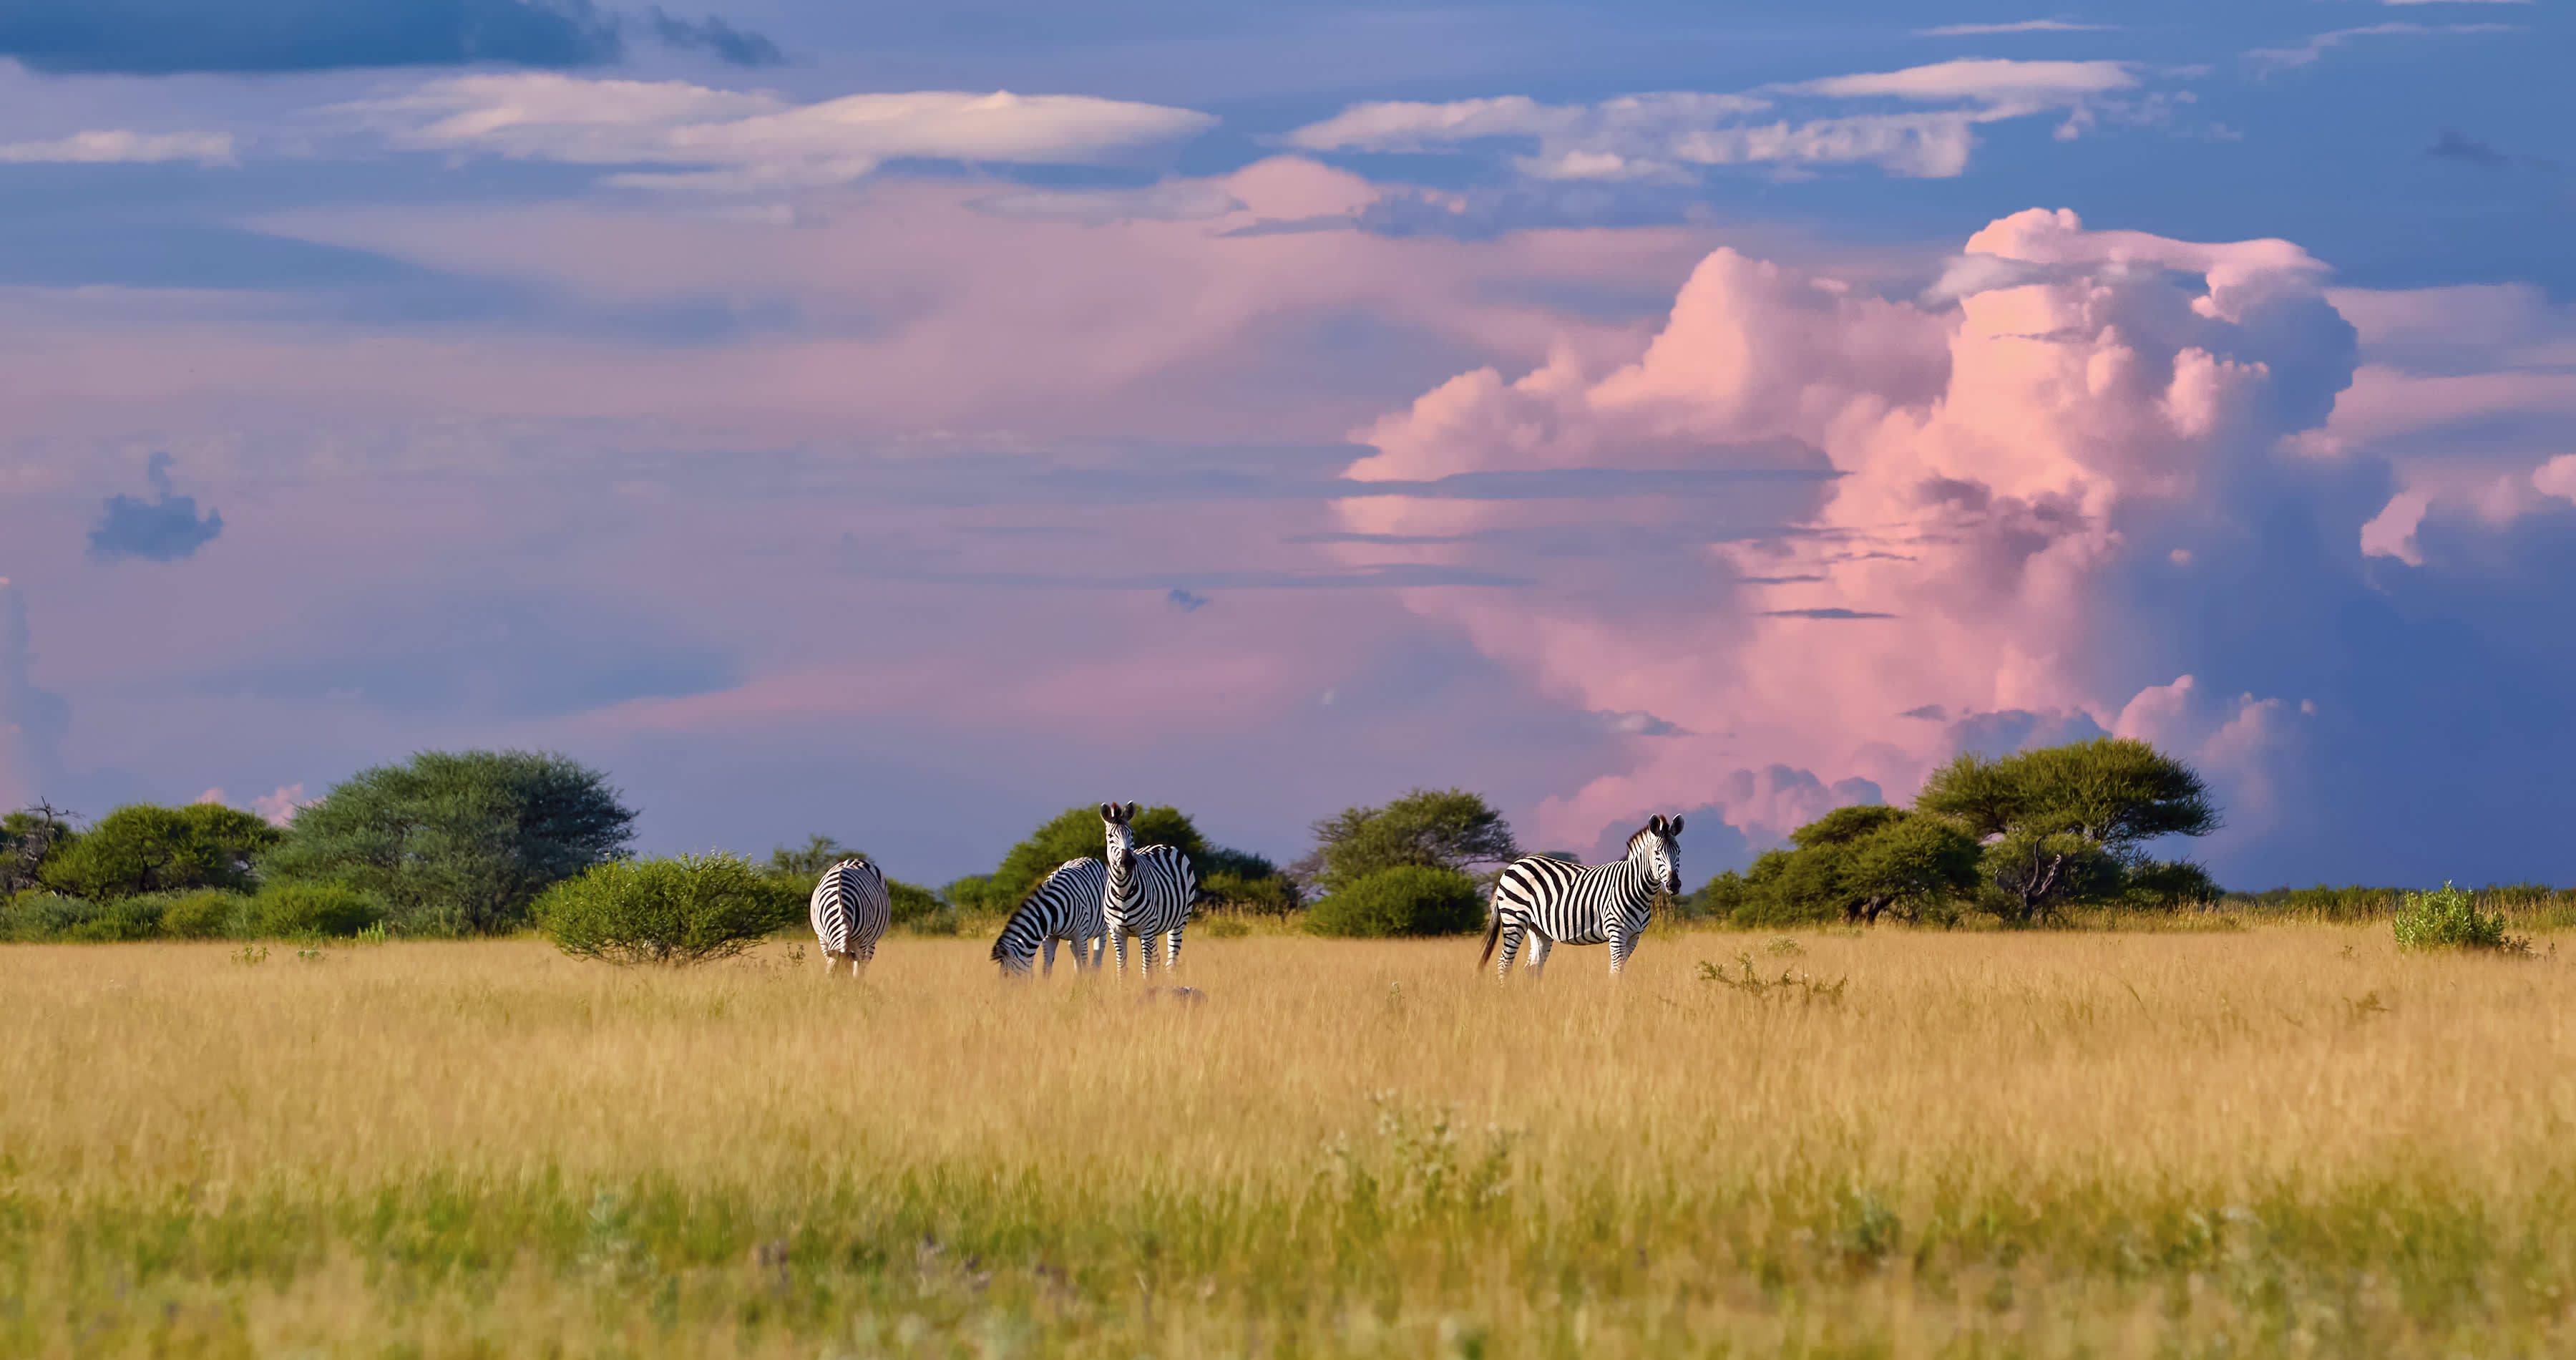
1916;737;2220;923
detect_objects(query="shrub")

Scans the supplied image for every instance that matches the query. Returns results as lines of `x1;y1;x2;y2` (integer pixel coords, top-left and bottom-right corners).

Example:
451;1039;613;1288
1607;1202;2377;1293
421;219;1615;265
0;891;165;942
251;881;389;938
538;853;797;966
1306;865;1485;938
1203;869;1300;918
888;879;949;931
162;890;253;939
2393;883;2525;953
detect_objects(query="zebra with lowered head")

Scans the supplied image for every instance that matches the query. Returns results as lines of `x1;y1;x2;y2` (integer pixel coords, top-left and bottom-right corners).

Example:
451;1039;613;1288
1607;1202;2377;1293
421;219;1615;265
1099;801;1197;977
1479;815;1682;981
990;856;1107;977
810;858;892;978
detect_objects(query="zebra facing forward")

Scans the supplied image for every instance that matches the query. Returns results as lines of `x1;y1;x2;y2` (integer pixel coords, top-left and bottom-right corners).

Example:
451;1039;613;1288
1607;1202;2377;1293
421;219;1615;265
1099;801;1197;977
1480;815;1683;981
810;858;892;978
990;857;1107;978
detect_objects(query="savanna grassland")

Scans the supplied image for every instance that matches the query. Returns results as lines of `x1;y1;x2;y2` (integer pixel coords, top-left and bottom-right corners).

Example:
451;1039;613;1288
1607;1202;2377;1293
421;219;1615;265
4;924;2572;1358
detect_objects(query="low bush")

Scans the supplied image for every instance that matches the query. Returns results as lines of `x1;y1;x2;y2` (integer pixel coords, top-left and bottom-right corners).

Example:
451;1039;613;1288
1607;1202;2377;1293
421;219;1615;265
161;890;252;939
2392;882;2525;953
0;892;165;942
252;881;389;938
539;853;798;966
1305;865;1484;938
888;878;947;931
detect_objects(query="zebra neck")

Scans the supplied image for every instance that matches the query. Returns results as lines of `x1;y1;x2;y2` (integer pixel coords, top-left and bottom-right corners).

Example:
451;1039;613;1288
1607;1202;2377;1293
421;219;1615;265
1613;860;1657;910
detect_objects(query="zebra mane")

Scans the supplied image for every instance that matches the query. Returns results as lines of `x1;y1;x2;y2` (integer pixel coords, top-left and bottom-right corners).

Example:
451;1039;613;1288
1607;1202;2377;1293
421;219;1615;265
1622;824;1661;855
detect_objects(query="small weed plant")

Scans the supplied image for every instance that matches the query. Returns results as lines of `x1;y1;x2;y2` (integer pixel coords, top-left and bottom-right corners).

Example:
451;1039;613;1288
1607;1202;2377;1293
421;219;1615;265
1699;952;1848;1003
2391;882;2529;953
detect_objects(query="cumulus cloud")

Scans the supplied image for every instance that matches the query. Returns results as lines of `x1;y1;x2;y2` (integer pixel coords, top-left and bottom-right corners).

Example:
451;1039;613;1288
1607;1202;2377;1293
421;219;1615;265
1332;207;2389;873
88;453;224;563
1285;59;2156;182
0;130;236;167
0;0;781;74
0;579;70;810
335;74;1220;193
2246;23;2517;73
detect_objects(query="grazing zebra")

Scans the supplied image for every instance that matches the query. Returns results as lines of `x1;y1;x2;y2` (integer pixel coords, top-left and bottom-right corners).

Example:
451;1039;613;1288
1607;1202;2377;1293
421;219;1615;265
1479;815;1684;981
1098;801;1198;977
810;858;892;978
990;857;1108;978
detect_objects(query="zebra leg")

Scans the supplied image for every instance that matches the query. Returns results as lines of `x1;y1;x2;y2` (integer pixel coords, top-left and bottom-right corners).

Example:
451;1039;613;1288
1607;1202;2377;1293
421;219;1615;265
1109;924;1129;978
853;942;875;979
1607;928;1634;976
1042;938;1059;978
1526;936;1553;978
1165;925;1184;971
1495;922;1523;983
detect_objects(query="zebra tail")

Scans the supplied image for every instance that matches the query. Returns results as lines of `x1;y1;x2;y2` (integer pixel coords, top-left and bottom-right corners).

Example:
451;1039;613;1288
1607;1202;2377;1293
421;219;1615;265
1477;905;1503;971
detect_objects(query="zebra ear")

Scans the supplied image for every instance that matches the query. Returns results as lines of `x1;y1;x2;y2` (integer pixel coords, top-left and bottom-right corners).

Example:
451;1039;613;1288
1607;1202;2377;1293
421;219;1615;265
1099;802;1118;822
1647;815;1666;835
1123;802;1141;821
1668;815;1684;835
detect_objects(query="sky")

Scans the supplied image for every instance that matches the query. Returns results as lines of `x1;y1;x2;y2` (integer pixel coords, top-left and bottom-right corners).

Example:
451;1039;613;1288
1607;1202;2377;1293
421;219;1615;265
1;0;2571;889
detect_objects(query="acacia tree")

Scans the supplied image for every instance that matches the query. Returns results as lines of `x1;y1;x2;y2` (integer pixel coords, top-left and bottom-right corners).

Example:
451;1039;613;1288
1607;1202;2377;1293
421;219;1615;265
1302;788;1518;895
0;801;77;897
260;749;636;936
1915;737;2220;923
36;802;281;901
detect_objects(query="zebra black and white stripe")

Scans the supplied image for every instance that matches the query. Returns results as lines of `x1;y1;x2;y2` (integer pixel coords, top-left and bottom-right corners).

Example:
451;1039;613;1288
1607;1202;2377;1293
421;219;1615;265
1479;815;1683;980
990;857;1108;977
810;858;892;978
1098;801;1198;977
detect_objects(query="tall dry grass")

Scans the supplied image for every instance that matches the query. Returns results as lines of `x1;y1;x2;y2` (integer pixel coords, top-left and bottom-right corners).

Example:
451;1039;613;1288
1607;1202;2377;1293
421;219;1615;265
3;926;2572;1356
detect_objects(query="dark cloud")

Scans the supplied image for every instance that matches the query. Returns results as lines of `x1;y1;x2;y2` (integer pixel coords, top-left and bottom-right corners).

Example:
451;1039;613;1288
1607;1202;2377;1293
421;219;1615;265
2425;130;2509;170
88;454;223;563
0;0;781;74
1591;709;1684;737
1166;587;1211;612
1900;704;1948;722
645;6;783;64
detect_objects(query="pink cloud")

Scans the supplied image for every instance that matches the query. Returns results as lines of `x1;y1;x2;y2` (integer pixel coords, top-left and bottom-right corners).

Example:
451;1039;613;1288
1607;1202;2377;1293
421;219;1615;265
1338;208;2356;853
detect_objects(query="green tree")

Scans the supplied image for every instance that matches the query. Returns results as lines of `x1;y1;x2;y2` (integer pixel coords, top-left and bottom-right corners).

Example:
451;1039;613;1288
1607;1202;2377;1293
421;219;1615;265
1;801;77;897
1916;737;2220;924
1304;788;1518;894
260;749;636;936
37;802;281;902
992;804;1203;905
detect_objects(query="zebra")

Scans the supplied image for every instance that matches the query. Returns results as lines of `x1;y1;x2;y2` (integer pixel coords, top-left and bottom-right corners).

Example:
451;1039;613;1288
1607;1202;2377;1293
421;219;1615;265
990;857;1108;977
810;858;892;978
1098;801;1198;977
1479;815;1683;981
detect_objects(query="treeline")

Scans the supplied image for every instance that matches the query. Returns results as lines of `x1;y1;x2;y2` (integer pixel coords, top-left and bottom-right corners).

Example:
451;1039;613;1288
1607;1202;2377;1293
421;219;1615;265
0;749;1523;944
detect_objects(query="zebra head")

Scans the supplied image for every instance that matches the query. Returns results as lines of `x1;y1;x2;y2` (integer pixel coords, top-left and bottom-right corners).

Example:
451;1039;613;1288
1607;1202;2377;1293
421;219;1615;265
1098;801;1141;879
1626;815;1684;895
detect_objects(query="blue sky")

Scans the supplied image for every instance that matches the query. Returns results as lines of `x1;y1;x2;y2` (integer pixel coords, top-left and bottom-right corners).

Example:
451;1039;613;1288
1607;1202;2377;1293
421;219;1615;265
0;0;2570;888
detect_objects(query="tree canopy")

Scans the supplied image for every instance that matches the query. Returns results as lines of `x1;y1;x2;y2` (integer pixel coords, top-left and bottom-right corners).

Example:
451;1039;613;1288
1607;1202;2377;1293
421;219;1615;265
992;804;1203;903
1303;787;1518;894
260;749;636;936
1709;806;1979;927
36;802;281;902
1;802;76;897
1916;737;2221;923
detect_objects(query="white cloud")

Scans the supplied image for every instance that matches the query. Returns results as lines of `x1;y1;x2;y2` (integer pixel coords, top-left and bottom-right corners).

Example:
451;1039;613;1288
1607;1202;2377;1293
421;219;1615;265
333;74;1219;193
1285;59;2152;182
0;130;235;166
252;783;310;827
2247;22;2517;72
1916;19;2121;36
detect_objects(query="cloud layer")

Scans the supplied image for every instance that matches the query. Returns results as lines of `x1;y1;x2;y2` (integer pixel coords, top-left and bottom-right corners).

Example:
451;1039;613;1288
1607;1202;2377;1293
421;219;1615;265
0;0;778;74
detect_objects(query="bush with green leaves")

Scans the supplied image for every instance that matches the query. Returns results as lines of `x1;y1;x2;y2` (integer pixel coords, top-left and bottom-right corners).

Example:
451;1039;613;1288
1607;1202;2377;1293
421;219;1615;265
160;890;252;940
0;891;167;942
538;853;800;966
1918;737;2220;924
250;881;390;938
2392;883;2524;953
1306;865;1485;938
761;835;947;933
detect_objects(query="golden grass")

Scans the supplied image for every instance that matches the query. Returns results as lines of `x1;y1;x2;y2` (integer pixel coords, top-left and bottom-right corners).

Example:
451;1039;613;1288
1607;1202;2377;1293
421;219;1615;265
4;925;2572;1356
